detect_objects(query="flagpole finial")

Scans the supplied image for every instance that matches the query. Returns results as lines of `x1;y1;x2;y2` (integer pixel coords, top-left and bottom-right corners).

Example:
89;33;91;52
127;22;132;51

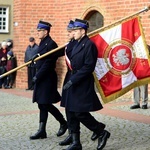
144;6;150;12
139;6;150;14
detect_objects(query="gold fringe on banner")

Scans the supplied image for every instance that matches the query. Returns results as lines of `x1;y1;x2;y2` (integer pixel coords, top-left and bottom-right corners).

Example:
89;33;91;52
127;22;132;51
93;15;150;104
94;72;150;104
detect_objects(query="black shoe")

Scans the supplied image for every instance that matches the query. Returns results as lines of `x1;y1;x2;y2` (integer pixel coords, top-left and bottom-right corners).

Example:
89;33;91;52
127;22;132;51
57;123;67;137
26;88;33;91
65;144;82;150
4;86;10;89
141;104;148;109
30;122;47;140
8;86;12;88
59;134;72;146
30;131;47;140
97;130;110;150
130;104;140;109
65;133;82;150
91;123;105;141
91;132;99;141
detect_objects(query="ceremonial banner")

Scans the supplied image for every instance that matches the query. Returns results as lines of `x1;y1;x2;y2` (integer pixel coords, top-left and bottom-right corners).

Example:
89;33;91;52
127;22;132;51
90;16;150;103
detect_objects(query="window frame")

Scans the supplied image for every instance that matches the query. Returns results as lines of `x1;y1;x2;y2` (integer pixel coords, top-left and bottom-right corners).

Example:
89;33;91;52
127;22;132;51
0;5;9;33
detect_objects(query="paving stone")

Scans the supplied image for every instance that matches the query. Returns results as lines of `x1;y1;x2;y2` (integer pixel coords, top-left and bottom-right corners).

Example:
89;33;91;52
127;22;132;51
0;90;149;150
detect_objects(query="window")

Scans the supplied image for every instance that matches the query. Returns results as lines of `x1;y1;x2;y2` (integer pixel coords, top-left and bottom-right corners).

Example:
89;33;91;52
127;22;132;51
0;6;9;33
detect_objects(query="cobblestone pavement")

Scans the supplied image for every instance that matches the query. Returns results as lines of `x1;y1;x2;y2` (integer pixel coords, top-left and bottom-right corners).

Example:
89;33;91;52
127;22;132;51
0;89;150;150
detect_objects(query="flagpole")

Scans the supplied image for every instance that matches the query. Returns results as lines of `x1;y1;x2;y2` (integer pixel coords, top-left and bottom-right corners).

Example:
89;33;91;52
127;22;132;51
88;6;150;37
0;6;150;79
0;44;66;79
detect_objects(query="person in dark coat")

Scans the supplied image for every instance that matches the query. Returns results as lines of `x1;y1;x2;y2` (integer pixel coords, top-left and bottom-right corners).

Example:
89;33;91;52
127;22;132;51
60;19;110;150
29;20;67;140
5;39;17;89
0;41;9;88
57;20;77;146
6;50;17;88
24;37;39;90
6;39;13;51
59;20;98;147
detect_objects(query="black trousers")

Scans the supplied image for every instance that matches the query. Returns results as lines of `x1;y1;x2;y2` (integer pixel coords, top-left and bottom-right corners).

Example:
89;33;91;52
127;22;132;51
27;66;36;89
38;104;66;125
66;110;105;135
0;76;7;87
7;72;16;87
0;66;7;87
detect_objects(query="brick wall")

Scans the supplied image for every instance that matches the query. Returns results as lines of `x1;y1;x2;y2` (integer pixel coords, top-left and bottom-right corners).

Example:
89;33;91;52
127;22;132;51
13;0;150;89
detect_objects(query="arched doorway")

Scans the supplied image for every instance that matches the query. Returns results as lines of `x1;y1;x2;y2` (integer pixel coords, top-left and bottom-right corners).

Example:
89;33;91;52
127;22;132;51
84;10;104;33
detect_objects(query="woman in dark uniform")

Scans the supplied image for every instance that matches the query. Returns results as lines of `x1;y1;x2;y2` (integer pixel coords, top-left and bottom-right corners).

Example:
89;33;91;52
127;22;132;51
60;19;111;150
30;20;67;140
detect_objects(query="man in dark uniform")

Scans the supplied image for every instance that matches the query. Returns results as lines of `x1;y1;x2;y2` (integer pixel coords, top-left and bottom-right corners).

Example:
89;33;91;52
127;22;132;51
59;20;97;147
29;20;67;140
60;19;110;150
58;20;77;146
24;37;39;90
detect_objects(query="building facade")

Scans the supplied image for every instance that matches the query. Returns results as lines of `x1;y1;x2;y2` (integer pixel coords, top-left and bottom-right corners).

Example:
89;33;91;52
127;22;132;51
0;0;13;42
11;0;150;89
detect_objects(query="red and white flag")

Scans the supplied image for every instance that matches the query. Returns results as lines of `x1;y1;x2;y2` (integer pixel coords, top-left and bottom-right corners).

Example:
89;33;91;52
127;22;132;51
90;16;150;103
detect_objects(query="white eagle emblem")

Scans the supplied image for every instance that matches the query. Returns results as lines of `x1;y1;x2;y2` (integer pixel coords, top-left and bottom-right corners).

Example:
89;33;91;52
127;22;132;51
112;49;129;66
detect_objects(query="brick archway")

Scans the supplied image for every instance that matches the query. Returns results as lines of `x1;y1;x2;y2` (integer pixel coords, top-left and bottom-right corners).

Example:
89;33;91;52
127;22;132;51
84;10;104;33
81;7;104;32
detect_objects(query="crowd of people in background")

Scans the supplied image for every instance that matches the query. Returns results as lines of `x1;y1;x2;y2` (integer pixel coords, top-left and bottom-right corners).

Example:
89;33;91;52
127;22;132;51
0;39;17;89
0;36;39;90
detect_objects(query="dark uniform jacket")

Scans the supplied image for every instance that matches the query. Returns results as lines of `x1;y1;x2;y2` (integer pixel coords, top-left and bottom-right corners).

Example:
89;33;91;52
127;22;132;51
24;43;39;63
0;48;9;75
24;43;39;67
61;35;103;112
60;39;77;106
0;48;8;66
33;35;61;104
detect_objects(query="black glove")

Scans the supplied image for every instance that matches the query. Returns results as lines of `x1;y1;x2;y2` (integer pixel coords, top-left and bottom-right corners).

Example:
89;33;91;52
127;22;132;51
32;76;37;84
63;80;72;90
31;53;40;63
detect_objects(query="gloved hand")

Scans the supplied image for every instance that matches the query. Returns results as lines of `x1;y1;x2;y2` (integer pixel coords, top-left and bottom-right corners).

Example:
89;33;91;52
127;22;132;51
31;53;40;63
63;80;72;90
32;76;37;84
